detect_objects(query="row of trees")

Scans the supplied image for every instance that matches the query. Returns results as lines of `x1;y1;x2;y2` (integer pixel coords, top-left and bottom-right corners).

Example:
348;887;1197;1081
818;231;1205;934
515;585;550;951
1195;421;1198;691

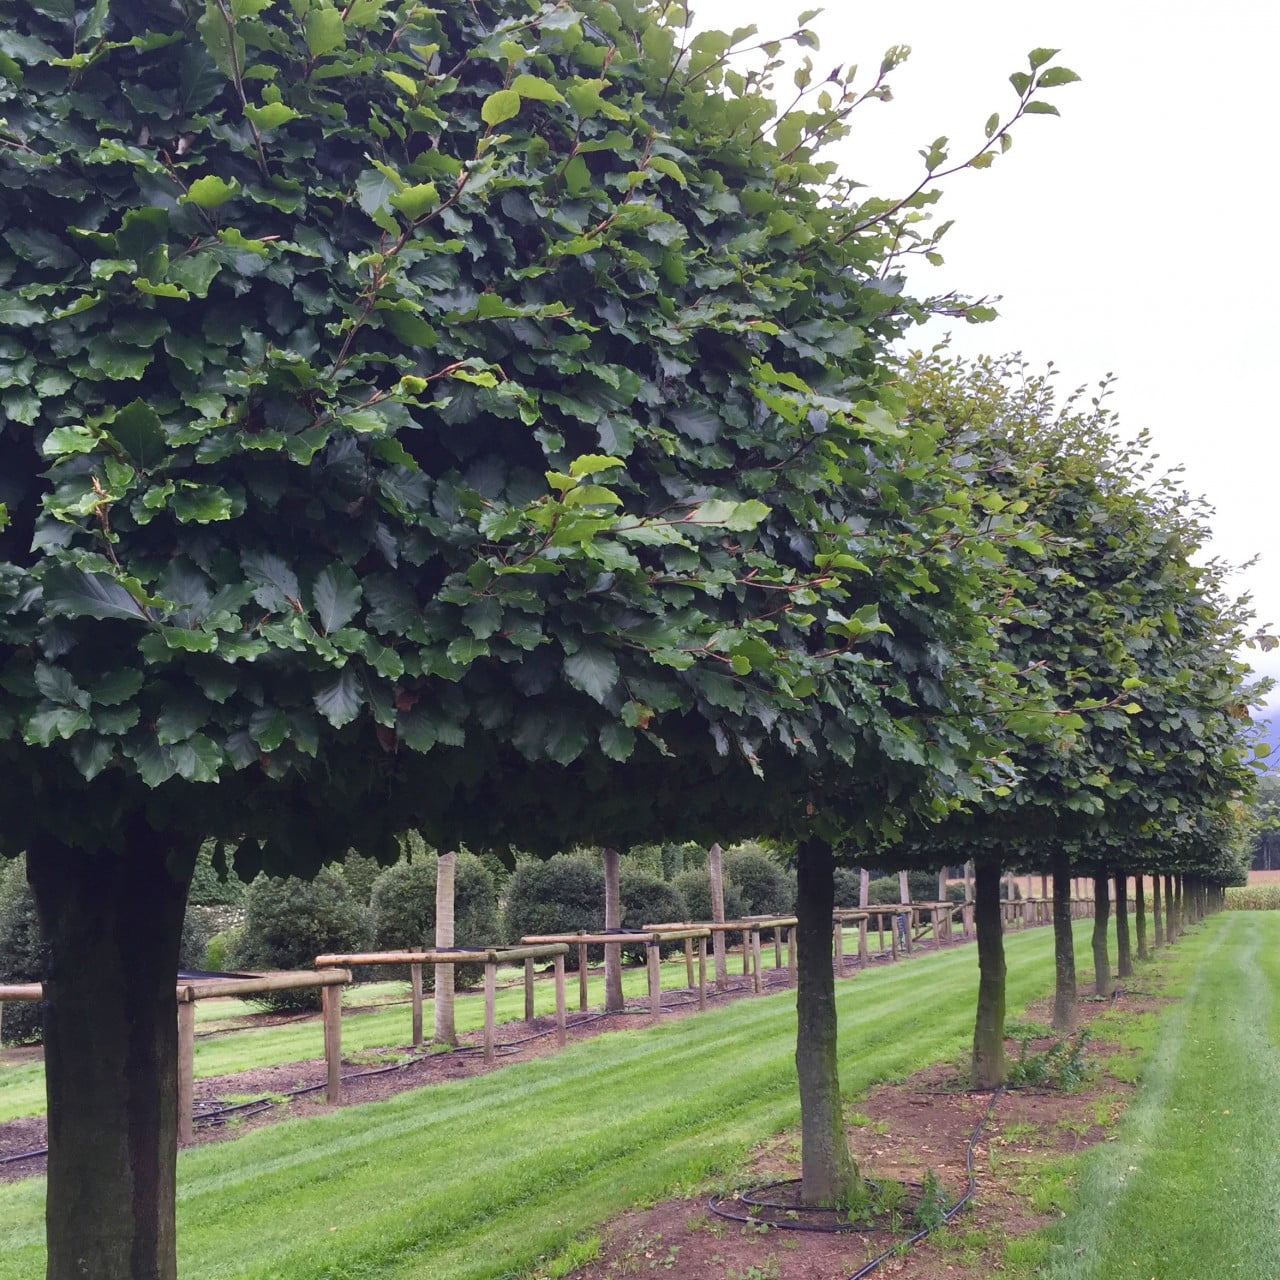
0;0;1261;1275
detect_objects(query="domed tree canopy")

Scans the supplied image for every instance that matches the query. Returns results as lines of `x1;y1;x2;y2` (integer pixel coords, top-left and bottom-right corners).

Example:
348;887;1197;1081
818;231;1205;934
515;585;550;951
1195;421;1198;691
0;0;1080;1271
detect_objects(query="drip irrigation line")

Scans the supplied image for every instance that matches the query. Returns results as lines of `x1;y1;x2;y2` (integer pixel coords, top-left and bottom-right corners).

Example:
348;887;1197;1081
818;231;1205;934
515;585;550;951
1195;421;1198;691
0;1144;47;1167
705;1085;1005;1280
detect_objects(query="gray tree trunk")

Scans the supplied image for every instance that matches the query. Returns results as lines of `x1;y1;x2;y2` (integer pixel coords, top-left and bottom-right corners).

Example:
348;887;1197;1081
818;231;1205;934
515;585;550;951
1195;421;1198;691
795;837;861;1206
971;861;1007;1088
1051;853;1076;1031
1152;873;1165;947
1092;874;1112;997
434;850;457;1046
858;867;870;909
709;842;727;988
28;824;196;1280
603;847;624;1012
1134;875;1148;961
1114;872;1132;979
898;869;910;903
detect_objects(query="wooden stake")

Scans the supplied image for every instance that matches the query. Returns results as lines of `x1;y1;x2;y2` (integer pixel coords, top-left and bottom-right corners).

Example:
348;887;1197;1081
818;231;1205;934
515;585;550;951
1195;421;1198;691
773;926;783;970
553;954;567;1048
578;941;588;1012
322;983;342;1104
524;957;535;1023
833;916;844;973
483;962;496;1064
684;936;695;989
697;937;707;1010
410;963;423;1048
177;1000;195;1145
751;928;763;994
858;916;869;964
787;926;797;984
648;943;662;1022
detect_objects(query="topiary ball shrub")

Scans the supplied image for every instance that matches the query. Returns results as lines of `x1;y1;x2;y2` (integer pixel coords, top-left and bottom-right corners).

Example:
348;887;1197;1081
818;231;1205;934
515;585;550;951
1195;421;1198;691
369;852;499;988
724;849;794;917
0;858;44;1045
187;842;245;909
619;869;687;963
833;867;864;908
502;855;604;967
671;867;746;923
230;867;371;1010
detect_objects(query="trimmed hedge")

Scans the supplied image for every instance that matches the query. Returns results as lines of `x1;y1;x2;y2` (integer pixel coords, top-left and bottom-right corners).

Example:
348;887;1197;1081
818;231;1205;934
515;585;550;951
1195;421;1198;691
619;869;687;962
671;868;746;924
723;849;794;916
0;858;42;1045
230;867;371;1010
369;853;499;988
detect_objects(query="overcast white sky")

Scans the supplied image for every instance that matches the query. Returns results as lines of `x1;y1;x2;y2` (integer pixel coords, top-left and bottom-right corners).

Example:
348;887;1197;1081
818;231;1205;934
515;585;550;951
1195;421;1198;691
689;0;1280;710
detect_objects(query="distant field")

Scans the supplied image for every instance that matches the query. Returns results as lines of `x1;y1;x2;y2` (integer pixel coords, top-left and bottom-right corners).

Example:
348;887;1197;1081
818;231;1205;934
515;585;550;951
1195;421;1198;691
1248;869;1280;884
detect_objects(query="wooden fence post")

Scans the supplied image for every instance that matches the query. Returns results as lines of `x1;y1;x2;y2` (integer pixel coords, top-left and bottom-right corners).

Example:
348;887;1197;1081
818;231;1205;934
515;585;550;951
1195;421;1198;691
648;942;662;1022
858;916;869;964
578;939;588;1012
483;961;497;1064
410;963;423;1048
177;999;195;1145
786;926;797;984
833;916;844;973
554;954;567;1048
322;983;343;1104
524;957;535;1023
684;937;695;989
750;928;763;994
697;937;707;1011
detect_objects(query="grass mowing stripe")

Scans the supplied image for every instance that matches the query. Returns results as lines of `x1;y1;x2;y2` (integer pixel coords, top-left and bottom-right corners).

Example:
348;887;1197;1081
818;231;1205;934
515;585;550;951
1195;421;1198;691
0;917;1098;1279
1040;913;1280;1279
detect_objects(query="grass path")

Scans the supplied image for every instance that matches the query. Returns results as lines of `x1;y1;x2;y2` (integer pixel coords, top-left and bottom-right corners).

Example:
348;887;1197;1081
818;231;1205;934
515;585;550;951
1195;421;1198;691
1039;911;1280;1278
0;921;1090;1280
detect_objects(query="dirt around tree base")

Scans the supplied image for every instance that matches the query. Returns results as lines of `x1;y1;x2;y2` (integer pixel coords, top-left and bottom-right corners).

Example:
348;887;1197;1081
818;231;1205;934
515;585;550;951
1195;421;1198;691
554;990;1159;1280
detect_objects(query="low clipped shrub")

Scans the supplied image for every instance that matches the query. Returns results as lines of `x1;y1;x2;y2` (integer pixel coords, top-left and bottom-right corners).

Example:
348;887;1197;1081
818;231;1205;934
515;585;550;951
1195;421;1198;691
502;855;604;967
187;842;245;908
619;869;687;962
0;858;43;1045
230;867;371;1010
369;853;499;988
671;868;746;924
203;926;243;974
724;849;794;917
833;867;865;908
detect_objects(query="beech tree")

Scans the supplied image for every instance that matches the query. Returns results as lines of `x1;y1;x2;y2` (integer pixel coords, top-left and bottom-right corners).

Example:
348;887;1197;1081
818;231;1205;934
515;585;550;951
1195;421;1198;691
0;0;1086;1268
900;354;1261;1077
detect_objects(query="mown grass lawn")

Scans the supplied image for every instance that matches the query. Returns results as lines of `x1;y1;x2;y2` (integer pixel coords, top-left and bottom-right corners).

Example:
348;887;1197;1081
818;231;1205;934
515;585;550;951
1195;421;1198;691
0;920;1093;1280
1034;911;1280;1279
0;959;702;1124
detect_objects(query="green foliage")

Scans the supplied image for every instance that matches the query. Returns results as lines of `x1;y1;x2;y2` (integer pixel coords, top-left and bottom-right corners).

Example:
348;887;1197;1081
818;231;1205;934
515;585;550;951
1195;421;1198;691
0;0;1080;875
187;842;244;908
502;855;604;957
230;868;370;1009
865;870;943;904
671;867;746;923
178;905;232;971
202;926;241;974
369;852;498;988
833;866;863;907
1006;1032;1092;1090
1225;885;1280;910
618;868;687;961
340;851;384;907
0;858;42;1044
722;848;794;915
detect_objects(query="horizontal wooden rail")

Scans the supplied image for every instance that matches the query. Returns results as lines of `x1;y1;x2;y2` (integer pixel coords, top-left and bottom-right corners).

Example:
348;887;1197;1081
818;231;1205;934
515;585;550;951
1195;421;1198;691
315;944;569;968
0;984;41;1001
177;969;351;1003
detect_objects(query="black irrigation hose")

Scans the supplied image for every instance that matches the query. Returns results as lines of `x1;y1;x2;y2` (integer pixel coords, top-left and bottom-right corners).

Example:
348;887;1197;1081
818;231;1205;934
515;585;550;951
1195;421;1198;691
0;1144;47;1167
705;1085;1005;1280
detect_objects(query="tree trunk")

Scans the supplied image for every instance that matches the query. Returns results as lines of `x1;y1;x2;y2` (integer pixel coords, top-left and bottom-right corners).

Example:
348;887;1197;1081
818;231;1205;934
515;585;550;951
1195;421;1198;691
1152;874;1164;947
1114;872;1132;979
602;847;624;1013
1051;854;1076;1031
963;861;973;903
1172;875;1182;939
1092;875;1112;997
433;850;457;1046
795;837;861;1206
858;867;870;909
938;868;948;903
898;869;910;903
27;824;195;1280
1164;874;1177;942
1134;875;1148;961
971;861;1007;1088
708;842;727;988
